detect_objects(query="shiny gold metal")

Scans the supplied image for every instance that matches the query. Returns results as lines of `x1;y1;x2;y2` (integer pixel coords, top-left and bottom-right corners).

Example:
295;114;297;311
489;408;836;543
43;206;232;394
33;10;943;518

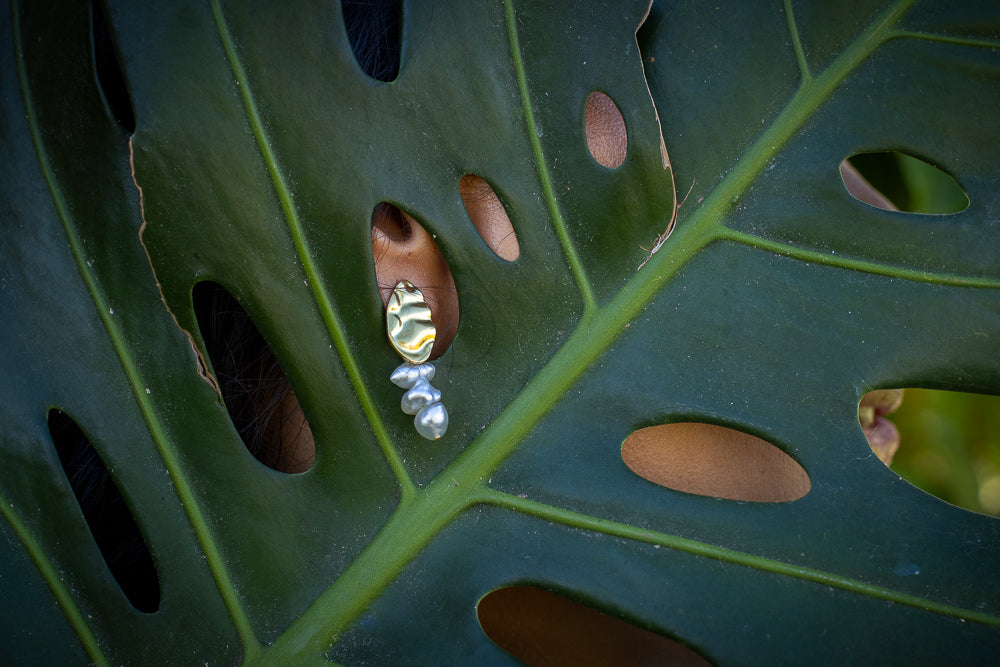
386;280;436;363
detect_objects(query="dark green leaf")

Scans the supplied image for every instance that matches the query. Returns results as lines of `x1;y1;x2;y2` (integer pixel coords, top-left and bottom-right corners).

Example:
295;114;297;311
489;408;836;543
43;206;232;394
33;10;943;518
2;0;999;664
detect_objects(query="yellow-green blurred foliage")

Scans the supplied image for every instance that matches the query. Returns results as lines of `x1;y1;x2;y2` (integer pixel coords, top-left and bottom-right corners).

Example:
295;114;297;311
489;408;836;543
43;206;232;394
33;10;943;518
890;390;1000;517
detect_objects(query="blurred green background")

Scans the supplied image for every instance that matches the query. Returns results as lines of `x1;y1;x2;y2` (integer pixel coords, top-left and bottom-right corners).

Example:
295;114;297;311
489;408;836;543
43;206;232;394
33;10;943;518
890;389;1000;518
846;151;998;518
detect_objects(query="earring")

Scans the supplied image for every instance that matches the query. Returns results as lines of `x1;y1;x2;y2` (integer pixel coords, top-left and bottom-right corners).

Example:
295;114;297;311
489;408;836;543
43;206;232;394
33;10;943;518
386;280;448;440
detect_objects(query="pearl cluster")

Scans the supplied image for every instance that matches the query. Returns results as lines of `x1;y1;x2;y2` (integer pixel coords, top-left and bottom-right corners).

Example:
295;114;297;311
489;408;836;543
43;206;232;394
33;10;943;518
390;362;448;440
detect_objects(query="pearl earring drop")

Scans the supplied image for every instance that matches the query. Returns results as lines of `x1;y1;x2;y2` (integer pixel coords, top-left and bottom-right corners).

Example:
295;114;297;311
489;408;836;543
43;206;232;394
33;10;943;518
386;280;448;440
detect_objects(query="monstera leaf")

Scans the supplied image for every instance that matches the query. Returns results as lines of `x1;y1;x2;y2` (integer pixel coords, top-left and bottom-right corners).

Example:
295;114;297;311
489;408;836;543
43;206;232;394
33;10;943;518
2;0;999;663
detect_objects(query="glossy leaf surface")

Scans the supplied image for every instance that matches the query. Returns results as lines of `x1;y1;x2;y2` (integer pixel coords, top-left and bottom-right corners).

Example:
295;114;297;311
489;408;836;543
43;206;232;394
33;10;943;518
2;0;999;664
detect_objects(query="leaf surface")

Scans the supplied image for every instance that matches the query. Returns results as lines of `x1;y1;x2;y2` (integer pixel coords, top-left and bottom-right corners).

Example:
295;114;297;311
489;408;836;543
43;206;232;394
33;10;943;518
2;0;999;664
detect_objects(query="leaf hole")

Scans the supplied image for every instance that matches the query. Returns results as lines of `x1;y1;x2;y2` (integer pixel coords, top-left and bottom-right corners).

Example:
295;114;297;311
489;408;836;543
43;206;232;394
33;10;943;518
585;91;627;169
840;152;969;214
89;0;135;134
860;388;1000;517
342;0;401;82
48;409;160;613
459;174;520;261
478;586;712;667
193;282;316;473
621;423;810;502
371;203;459;359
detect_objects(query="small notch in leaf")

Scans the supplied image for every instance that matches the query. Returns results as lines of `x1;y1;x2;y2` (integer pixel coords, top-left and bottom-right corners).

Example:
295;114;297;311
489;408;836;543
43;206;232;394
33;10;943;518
342;0;401;82
478;586;712;667
621;422;810;502
89;0;135;134
48;409;160;613
460;174;520;261
193;282;316;473
841;152;968;214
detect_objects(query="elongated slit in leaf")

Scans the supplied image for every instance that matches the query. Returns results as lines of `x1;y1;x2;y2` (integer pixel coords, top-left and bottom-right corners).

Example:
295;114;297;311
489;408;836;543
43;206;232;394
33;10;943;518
371;203;458;359
460;174;520;261
192;282;316;473
622;422;810;502
585;91;627;169
342;0;401;82
841;152;969;214
48;410;160;613
89;0;135;133
477;586;712;667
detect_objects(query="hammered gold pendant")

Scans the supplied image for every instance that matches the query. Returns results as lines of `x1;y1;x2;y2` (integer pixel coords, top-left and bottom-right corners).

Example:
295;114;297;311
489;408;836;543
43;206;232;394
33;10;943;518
386;280;436;364
386;281;448;439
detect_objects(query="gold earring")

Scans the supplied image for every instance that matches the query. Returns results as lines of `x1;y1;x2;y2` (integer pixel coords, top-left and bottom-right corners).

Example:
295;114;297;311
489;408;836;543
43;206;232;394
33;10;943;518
386;280;448;440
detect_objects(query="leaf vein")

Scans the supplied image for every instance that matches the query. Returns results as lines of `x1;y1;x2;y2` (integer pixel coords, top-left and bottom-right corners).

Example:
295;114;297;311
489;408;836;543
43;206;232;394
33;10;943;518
208;0;416;500
0;489;106;665
503;0;597;316
481;490;1000;628
890;30;1000;50
783;0;812;82
719;229;1000;288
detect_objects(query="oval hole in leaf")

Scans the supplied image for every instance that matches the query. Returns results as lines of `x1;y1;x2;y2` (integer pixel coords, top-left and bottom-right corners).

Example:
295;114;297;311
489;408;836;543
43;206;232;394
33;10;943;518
89;0;135;134
477;586;712;667
193;282;316;473
48;410;160;613
460;174;520;261
621;423;810;502
841;152;968;214
863;388;1000;517
342;0;401;82
585;91;627;169
371;203;458;359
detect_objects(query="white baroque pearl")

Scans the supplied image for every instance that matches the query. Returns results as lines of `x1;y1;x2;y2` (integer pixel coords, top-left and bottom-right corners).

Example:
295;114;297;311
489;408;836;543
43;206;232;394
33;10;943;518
401;378;442;415
388;350;446;439
414;402;449;440
390;362;436;389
